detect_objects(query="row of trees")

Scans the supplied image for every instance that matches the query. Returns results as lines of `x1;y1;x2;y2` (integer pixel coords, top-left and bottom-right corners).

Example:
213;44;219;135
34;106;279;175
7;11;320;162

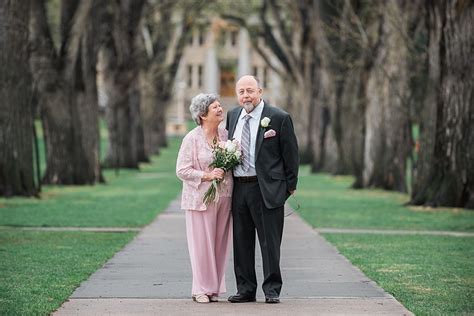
223;0;473;209
1;0;205;196
1;0;472;209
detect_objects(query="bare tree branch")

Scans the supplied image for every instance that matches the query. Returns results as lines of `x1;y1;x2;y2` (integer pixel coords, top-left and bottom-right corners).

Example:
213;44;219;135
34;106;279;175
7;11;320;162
259;0;297;80
220;13;284;77
59;0;80;61
267;0;292;49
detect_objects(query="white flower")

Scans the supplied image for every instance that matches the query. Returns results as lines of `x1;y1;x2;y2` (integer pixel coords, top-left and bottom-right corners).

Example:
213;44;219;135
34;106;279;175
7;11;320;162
232;139;240;149
225;140;237;152
234;151;241;159
261;117;271;128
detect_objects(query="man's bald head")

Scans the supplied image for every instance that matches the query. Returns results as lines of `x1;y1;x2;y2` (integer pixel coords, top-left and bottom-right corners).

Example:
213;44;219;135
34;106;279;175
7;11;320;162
236;75;261;88
235;75;263;113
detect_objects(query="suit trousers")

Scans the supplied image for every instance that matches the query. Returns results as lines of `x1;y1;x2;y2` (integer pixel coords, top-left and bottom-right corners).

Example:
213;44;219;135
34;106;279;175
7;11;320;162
231;180;284;298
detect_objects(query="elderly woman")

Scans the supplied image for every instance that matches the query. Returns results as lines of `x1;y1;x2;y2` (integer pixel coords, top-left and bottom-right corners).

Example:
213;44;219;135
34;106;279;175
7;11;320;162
176;93;233;303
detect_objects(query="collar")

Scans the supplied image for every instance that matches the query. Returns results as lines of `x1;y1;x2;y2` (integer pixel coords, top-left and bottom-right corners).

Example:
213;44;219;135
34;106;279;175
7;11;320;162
239;99;264;121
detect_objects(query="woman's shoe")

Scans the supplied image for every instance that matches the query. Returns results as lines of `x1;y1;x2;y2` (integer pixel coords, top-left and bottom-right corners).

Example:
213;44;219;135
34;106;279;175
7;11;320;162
208;295;218;302
192;294;210;303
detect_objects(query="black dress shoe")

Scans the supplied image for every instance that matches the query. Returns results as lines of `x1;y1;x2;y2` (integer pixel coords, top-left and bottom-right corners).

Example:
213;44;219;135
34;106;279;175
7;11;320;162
265;296;280;304
228;294;256;303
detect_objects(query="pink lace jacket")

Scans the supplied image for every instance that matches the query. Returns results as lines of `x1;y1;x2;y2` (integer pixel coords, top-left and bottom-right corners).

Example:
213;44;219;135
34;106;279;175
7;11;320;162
176;126;233;211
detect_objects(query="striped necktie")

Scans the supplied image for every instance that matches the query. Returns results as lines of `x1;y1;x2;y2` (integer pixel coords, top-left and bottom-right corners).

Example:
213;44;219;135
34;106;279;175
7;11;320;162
241;114;252;171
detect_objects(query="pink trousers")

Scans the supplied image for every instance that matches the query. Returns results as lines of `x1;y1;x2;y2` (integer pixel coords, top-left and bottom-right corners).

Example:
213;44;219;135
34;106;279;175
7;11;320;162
186;197;232;296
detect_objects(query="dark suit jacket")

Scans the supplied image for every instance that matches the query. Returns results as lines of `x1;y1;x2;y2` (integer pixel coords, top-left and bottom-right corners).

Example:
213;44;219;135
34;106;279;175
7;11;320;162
226;101;299;209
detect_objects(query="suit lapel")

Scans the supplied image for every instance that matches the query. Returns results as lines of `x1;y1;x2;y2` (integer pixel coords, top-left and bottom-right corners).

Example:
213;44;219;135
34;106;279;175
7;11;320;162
255;101;271;160
229;108;242;139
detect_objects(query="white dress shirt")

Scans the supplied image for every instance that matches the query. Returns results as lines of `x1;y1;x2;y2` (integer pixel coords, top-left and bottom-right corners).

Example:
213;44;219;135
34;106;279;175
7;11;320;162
233;100;264;177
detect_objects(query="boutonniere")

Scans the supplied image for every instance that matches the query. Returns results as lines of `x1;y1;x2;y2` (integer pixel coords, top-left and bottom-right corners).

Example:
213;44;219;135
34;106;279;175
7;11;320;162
260;117;271;128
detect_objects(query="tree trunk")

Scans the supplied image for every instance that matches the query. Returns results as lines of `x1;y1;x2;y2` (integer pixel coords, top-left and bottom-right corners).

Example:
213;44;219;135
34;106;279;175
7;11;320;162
131;82;148;163
39;90;76;184
349;4;384;189
154;100;169;149
102;0;146;169
333;78;352;175
71;1;104;183
102;61;139;168
362;0;411;192
351;66;370;189
310;66;339;173
140;68;170;156
380;1;411;192
293;81;314;164
29;0;103;184
0;0;38;197
411;0;474;208
101;59;144;168
339;68;363;177
139;70;158;156
324;1;362;176
30;0;74;184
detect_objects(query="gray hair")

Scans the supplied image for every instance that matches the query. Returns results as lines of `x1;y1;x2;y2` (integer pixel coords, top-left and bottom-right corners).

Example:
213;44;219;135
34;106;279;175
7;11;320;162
189;93;220;125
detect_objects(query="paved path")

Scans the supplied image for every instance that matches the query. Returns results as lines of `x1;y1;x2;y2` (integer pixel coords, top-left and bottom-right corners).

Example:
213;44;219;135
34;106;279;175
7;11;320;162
3;226;472;237
54;196;412;315
0;226;141;232
315;228;474;237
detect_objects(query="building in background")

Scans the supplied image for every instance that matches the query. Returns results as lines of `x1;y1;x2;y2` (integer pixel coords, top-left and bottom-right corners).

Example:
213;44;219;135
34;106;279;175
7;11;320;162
166;18;283;135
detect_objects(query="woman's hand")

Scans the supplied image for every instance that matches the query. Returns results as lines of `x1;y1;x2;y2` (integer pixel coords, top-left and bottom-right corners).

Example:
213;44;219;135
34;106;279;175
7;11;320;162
203;168;225;181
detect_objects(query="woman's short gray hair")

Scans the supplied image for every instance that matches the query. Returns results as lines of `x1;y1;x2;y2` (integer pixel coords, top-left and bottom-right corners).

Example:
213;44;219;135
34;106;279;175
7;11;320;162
189;93;220;125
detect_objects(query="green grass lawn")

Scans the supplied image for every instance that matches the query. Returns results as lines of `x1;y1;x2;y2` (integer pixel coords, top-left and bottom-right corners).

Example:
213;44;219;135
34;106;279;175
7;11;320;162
291;165;474;315
0;230;135;315
0;125;185;315
0;137;182;228
324;234;474;315
290;166;474;231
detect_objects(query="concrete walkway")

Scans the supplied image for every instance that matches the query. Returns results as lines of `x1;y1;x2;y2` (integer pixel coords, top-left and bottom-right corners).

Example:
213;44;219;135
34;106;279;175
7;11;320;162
54;196;412;315
315;227;474;237
3;226;471;237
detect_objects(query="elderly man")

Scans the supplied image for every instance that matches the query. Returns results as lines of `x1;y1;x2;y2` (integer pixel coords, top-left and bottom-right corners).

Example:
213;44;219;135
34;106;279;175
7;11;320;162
226;75;299;304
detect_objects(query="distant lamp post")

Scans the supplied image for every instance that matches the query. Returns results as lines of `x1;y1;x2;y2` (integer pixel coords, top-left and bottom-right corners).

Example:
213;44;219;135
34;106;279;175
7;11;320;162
177;81;186;124
173;81;187;135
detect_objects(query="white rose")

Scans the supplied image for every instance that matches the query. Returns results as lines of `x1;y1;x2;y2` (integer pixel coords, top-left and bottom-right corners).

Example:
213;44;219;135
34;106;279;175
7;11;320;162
225;140;236;152
261;117;271;128
234;151;241;159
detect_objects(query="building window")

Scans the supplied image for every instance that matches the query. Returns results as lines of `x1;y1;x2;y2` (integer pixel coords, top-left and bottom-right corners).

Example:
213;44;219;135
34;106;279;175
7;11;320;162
263;67;268;88
198;29;205;46
231;31;238;46
217;30;226;47
253;66;258;77
187;65;193;88
198;65;203;88
188;31;194;46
